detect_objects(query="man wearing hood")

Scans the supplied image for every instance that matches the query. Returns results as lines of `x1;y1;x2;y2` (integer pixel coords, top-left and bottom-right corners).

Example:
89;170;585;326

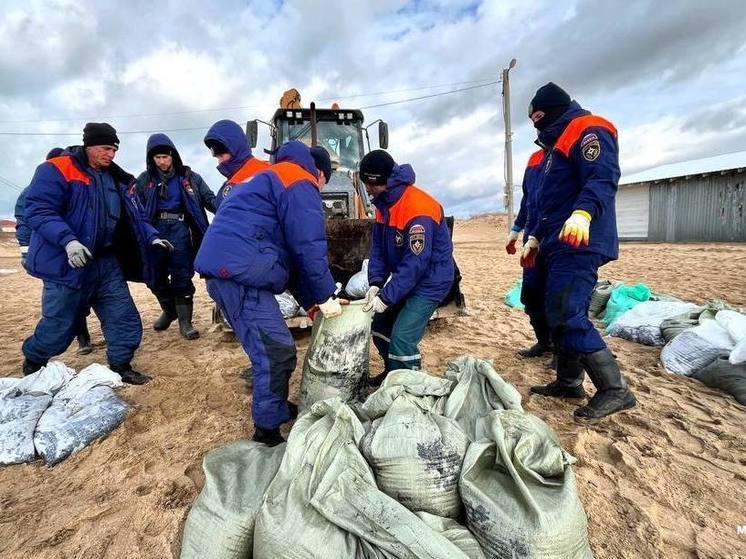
195;140;342;446
521;82;636;423
21;123;173;384
135;133;216;339
203;119;270;209
360;150;455;386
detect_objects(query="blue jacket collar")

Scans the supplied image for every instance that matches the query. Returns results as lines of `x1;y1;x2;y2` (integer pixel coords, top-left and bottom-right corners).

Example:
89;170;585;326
537;101;590;147
204;120;253;178
373;164;416;210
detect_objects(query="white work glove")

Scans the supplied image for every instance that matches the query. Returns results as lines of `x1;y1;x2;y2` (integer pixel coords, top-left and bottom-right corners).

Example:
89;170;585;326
65;240;92;268
363;286;380;307
363;295;388;314
559;210;592;248
151;238;174;252
519;236;539;269
505;228;521;255
318;297;343;319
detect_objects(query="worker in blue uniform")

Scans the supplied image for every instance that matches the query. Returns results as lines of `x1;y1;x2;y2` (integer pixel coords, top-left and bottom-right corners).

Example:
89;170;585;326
195;141;342;445
21;123;173;385
360;150;455;386
521;83;636;423
506;149;554;360
16;147;94;356
136;134;216;339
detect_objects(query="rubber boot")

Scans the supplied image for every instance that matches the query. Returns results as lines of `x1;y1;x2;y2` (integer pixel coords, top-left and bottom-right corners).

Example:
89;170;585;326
518;341;552;358
153;297;177;331
530;352;587;399
23;358;46;376
110;362;151;385
76;322;92;356
574;349;636;424
175;296;199;340
252;425;285;447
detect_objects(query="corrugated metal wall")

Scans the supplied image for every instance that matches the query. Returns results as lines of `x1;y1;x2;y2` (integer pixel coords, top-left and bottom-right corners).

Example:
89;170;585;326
647;171;746;241
617;184;650;239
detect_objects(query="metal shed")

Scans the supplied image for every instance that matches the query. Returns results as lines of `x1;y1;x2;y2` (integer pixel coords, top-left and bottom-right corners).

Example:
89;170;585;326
617;165;746;242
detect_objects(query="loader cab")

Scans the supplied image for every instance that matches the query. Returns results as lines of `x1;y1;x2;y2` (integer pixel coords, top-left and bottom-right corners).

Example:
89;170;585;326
246;107;388;221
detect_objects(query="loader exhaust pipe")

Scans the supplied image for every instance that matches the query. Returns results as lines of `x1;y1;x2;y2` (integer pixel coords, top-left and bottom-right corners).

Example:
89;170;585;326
310;102;317;146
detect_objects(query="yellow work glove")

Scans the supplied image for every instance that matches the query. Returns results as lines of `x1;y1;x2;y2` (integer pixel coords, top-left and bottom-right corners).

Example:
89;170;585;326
559;210;591;248
520;236;539;268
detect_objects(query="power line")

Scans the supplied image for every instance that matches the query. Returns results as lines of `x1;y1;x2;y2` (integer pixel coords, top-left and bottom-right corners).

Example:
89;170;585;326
0;78;496;124
0;80;501;137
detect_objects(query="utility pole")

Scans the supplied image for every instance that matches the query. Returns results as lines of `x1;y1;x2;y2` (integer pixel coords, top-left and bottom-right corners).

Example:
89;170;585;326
502;58;517;231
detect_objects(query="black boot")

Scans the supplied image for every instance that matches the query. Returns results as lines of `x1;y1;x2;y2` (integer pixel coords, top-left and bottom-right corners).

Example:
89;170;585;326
76;322;92;356
252;425;285;447
23;358;46;376
110;363;151;385
175;296;200;340
153;297;177;331
530;352;586;399
574;349;636;424
518;341;552;358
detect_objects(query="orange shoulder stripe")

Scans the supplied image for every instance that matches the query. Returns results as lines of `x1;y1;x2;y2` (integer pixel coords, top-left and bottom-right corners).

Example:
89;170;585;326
375;208;384;224
227;157;270;185
527;149;545;168
269;161;319;190
554;115;617;157
387;185;443;230
48;156;91;185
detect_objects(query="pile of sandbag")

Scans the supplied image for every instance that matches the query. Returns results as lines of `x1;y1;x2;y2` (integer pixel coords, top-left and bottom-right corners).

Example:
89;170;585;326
181;356;593;559
602;283;651;327
0;362;128;466
607;301;699;346
660;300;734;343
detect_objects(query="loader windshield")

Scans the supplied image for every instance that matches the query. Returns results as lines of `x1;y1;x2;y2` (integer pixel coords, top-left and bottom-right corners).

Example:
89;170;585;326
282;120;363;171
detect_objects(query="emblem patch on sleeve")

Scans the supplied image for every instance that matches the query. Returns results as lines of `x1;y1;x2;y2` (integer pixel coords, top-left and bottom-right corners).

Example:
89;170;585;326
580;133;601;161
409;224;426;255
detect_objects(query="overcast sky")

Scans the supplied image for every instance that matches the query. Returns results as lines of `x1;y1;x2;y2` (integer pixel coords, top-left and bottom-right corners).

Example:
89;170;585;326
2;0;746;218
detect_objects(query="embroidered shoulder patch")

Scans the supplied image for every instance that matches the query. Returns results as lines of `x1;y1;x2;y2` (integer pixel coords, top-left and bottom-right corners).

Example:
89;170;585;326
409;224;426;255
581;133;601;161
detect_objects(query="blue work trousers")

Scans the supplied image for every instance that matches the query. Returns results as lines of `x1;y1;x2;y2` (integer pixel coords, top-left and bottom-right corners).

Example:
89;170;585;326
23;254;142;365
520;252;551;346
206;278;296;429
152;218;195;299
372;295;439;372
544;251;607;354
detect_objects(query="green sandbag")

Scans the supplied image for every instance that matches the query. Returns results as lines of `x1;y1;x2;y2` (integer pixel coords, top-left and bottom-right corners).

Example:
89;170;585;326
460;410;593;559
505;280;524;309
660;300;735;343
180;441;286;559
603;283;651;327
692;354;746;405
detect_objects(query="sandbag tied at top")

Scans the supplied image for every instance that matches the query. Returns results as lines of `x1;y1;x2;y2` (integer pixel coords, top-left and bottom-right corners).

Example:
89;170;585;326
460;410;593;559
444;355;523;441
299;300;372;412
180;441;286;559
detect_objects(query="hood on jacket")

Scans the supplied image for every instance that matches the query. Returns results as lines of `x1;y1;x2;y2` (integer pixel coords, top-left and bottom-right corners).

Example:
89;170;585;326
374;163;416;208
537;100;590;148
204;119;253;178
275;140;319;178
146;133;184;175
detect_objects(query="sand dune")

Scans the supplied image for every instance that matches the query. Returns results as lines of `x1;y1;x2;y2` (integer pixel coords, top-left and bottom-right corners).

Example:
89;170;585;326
0;218;744;559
